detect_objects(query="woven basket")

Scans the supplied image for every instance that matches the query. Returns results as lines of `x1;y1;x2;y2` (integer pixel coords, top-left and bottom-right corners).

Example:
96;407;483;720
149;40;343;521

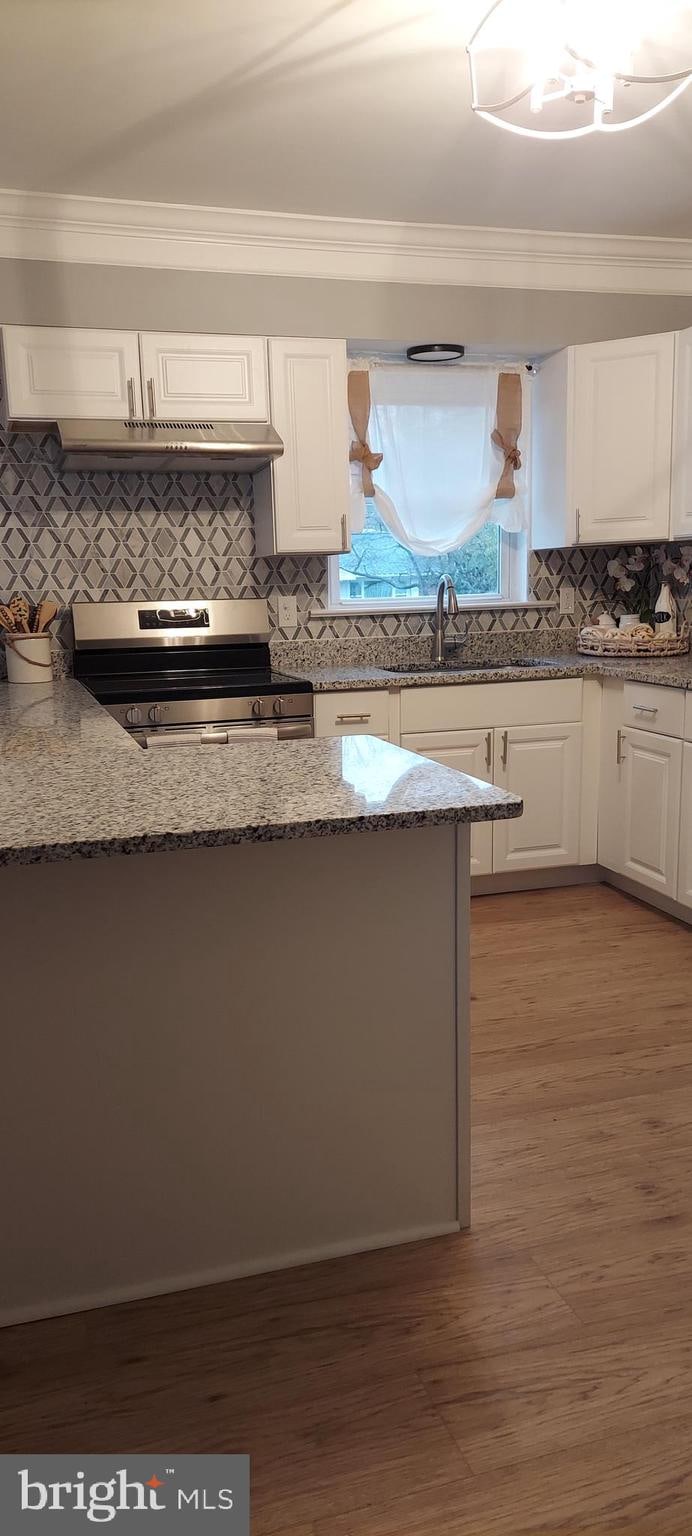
577;624;690;658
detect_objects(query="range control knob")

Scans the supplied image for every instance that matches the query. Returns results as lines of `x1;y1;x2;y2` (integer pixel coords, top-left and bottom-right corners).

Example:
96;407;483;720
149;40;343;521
148;703;163;724
251;698;263;719
272;697;284;718
125;705;142;727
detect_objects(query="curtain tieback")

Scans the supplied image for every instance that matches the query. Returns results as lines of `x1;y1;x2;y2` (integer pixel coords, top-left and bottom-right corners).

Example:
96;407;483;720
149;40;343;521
349;438;383;498
491;429;521;472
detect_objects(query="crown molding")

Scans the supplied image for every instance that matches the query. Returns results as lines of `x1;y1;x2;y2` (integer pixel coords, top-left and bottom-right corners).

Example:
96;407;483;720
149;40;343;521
1;187;692;296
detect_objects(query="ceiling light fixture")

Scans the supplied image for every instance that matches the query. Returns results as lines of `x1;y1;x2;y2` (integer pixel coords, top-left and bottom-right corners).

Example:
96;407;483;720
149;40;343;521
406;343;466;362
467;0;692;138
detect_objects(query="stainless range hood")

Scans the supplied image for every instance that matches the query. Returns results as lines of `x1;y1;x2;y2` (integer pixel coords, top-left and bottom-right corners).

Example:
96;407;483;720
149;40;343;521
57;417;284;472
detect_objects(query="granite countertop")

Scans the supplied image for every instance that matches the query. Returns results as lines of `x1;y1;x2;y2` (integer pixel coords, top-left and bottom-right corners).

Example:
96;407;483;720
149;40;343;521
289;654;692;692
0;680;521;867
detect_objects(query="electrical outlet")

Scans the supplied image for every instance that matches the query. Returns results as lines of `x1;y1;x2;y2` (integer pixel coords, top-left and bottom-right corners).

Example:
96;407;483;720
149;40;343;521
559;584;575;616
276;595;297;629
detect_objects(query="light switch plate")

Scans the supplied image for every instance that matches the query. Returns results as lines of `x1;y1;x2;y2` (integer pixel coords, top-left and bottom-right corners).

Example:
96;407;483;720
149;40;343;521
276;595;298;628
559;584;575;616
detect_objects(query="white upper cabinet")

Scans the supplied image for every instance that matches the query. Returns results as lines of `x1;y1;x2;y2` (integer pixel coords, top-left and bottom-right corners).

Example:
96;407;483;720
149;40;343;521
671;325;692;539
532;332;675;548
138;333;268;421
572;334;674;544
254;337;351;556
1;326;142;422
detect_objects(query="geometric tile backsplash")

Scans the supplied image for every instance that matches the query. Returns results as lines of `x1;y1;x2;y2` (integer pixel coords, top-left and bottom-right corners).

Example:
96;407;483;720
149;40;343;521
0;419;690;669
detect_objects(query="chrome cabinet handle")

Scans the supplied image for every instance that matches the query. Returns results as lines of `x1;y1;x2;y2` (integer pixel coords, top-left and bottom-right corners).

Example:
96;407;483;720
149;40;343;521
485;730;492;770
336;712;370;723
632;704;658;716
501;730;508;770
616;728;627;765
341;513;349;552
127;377;136;418
147;377;156;418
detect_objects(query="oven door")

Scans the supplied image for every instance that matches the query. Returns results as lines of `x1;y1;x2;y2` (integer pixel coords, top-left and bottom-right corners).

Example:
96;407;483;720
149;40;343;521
138;719;313;748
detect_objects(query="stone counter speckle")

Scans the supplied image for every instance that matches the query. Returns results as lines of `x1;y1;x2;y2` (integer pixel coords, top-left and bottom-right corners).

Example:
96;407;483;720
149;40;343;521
286;654;692;692
0;681;521;866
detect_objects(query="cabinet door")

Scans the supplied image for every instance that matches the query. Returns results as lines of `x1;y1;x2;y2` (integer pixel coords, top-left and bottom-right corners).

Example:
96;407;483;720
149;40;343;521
618;727;682;898
1;326;142;420
493;723;582;872
679;743;692;910
572;333;674;544
138;333;268;421
401;729;494;876
671;326;692;539
258;338;350;555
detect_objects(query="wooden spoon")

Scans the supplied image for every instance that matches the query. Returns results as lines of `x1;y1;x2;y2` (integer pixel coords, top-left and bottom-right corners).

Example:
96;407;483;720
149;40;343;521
33;599;58;633
9;594;30;633
0;604;17;633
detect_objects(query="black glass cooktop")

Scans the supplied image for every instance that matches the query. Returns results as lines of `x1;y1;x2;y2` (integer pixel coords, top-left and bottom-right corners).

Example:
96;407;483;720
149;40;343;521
75;640;311;705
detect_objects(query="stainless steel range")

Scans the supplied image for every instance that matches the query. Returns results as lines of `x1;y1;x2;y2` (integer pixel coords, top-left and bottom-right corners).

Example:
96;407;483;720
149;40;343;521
73;598;313;748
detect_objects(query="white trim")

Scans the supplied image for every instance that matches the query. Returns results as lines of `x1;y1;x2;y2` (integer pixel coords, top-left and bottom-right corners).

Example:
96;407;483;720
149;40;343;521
2;187;692;295
314;599;556;617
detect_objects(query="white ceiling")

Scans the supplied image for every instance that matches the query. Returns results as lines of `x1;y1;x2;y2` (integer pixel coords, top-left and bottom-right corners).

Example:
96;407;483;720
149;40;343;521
3;0;692;237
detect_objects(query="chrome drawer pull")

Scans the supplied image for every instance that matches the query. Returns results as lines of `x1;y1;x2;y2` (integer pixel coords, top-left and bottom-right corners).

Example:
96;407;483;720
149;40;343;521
485;730;492;770
632;704;658;716
336;712;371;723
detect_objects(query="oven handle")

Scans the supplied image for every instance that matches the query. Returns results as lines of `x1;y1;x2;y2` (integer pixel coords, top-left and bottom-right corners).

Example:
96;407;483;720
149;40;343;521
141;721;313;748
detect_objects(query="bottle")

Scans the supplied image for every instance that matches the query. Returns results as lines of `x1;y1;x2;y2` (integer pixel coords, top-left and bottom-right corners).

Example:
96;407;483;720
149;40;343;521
653;581;677;638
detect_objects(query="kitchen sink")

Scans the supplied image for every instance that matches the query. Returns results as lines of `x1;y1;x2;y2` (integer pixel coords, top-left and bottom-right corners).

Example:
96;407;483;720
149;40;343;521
384;658;551;675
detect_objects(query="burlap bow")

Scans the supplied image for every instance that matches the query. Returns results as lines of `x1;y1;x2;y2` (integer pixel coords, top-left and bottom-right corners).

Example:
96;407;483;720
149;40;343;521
349;437;383;498
493;374;523;500
348;370;382;498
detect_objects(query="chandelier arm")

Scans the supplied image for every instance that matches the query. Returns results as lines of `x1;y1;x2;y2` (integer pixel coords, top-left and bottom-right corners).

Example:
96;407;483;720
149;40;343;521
472;84;535;113
466;0;506;51
564;45;692;85
614;68;692;84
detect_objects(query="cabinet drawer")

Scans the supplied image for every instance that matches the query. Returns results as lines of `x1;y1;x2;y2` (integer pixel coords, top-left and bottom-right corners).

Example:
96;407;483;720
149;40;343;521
622;683;684;739
315;690;390;737
400;679;582;734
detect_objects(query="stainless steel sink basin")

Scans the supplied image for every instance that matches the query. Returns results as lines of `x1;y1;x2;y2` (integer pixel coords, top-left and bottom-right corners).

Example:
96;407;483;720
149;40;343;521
384;658;550;676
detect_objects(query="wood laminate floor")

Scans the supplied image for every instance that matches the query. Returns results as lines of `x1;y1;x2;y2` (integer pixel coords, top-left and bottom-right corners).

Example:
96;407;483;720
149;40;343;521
3;885;692;1533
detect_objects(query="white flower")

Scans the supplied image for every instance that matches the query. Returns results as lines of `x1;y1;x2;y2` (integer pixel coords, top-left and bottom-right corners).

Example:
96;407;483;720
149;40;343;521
619;575;636;592
607;558;626;580
673;564;690;586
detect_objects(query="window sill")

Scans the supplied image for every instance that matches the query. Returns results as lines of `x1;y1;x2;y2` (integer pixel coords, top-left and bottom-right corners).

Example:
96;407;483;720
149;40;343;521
312;599;558;618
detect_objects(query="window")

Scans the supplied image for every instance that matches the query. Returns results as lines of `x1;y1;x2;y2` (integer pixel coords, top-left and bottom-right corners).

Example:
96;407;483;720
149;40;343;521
329;362;529;611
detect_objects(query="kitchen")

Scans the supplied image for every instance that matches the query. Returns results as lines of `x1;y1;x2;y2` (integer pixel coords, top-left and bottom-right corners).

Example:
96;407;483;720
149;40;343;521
2;1;692;1532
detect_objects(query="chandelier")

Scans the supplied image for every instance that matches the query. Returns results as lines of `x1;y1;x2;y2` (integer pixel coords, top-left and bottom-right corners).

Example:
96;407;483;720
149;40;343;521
467;0;692;138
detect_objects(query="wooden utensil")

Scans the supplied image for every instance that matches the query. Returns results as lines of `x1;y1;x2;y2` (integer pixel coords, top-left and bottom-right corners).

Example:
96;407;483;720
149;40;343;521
0;603;17;633
9;594;30;633
33;599;58;633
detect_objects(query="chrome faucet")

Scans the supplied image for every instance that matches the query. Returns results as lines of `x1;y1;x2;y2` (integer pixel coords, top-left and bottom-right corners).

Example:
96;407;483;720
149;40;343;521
432;575;460;665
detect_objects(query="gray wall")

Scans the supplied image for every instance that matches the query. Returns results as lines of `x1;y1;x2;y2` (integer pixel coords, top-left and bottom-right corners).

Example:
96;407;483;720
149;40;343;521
2;259;692;353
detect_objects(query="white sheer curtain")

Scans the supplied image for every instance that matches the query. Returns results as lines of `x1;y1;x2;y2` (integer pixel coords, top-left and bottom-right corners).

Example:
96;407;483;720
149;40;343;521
350;364;527;553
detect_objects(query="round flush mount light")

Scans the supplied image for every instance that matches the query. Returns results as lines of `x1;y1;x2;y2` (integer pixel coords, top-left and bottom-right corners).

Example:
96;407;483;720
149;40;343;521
467;0;692;139
406;343;466;363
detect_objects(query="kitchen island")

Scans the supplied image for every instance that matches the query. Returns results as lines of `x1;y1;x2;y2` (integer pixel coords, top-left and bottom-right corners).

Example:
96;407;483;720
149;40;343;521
0;680;520;1324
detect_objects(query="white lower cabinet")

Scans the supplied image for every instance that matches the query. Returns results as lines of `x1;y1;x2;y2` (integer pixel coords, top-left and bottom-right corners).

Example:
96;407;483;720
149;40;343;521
615;727;683;898
401;729;494;876
679;745;692;910
493;723;582;872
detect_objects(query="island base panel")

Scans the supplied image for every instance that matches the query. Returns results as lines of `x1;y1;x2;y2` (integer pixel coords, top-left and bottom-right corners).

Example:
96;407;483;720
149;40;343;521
0;824;469;1324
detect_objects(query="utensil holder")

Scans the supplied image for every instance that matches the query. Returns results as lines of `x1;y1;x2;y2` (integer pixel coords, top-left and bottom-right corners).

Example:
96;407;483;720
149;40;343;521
4;633;53;684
